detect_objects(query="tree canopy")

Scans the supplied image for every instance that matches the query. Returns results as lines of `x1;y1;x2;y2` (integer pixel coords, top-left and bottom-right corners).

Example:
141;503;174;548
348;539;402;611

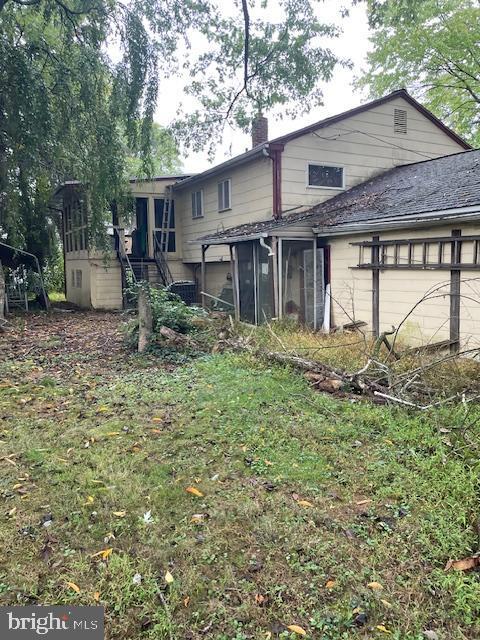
358;0;480;146
0;0;346;262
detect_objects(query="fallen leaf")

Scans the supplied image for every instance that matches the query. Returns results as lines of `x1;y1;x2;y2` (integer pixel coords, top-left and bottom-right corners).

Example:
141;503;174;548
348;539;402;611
367;581;384;590
132;573;142;585
191;513;206;523
380;599;392;608
93;592;100;602
445;555;480;571
91;548;113;560
186;486;204;497
113;510;126;517
97;406;109;413
356;499;372;506
376;625;392;634
287;625;307;636
165;570;174;584
297;500;313;508
106;432;120;436
255;593;266;605
151;429;162;434
325;580;336;589
264;460;273;466
66;581;81;593
183;596;190;607
84;496;94;505
423;631;439;640
152;417;163;423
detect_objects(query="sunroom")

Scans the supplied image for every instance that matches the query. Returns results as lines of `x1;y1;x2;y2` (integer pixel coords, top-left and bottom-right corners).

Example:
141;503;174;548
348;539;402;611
198;228;331;330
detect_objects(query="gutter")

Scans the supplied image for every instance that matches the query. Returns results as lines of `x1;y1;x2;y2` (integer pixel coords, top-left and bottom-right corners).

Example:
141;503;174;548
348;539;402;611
313;205;480;237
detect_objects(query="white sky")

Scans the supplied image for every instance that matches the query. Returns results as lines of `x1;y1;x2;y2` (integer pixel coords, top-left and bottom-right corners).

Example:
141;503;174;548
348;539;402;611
154;1;372;173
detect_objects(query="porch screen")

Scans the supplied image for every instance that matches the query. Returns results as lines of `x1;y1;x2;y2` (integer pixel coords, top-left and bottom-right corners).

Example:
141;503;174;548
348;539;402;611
236;241;274;324
281;240;325;328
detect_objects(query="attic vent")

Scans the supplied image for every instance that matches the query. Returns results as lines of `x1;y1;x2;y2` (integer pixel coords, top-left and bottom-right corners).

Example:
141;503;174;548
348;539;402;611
394;108;407;134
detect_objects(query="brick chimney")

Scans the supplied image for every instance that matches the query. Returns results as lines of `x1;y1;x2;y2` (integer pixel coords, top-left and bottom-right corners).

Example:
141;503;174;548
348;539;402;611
251;115;268;148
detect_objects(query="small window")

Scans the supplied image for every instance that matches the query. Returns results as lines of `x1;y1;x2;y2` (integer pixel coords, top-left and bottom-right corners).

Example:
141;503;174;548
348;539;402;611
307;164;344;189
394;108;407;134
218;179;231;211
191;190;204;218
75;269;82;289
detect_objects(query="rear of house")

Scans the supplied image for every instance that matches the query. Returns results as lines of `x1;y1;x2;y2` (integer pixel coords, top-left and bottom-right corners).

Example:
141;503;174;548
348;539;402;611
198;150;480;351
57;89;472;344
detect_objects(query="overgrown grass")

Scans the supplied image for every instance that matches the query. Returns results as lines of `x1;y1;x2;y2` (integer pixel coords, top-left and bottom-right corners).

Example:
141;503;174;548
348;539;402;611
1;317;480;639
242;319;480;396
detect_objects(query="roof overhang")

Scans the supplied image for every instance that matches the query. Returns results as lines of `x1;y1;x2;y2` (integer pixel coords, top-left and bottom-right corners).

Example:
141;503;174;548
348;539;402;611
314;205;480;237
191;231;270;246
172;145;270;190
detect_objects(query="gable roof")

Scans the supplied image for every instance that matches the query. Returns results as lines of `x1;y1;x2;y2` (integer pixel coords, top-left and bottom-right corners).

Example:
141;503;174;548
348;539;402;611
175;89;470;191
195;149;480;244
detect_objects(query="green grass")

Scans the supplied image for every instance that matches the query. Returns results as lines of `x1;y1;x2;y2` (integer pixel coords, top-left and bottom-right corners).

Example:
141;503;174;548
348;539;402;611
1;314;480;639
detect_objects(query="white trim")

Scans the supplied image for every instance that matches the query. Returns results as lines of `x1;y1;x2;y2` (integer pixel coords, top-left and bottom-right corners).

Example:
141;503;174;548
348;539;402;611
306;162;345;190
314;206;480;237
217;178;232;212
191;189;204;219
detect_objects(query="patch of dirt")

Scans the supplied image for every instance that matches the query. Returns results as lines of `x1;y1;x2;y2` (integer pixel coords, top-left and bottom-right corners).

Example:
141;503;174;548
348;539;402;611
0;310;127;367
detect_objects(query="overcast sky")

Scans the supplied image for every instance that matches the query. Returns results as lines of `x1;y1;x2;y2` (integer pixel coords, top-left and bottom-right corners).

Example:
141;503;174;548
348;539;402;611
154;1;372;173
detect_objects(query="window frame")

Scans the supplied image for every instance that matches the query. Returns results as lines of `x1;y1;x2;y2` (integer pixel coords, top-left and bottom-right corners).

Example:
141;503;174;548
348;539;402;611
217;178;232;212
191;189;204;219
306;162;345;191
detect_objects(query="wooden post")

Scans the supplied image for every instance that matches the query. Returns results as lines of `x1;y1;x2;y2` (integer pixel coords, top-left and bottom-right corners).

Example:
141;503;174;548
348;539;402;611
201;244;208;308
229;244;240;320
450;230;461;353
372;235;380;338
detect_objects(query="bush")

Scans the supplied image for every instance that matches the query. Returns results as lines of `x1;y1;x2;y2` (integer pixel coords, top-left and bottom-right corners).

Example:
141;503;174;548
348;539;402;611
124;282;206;350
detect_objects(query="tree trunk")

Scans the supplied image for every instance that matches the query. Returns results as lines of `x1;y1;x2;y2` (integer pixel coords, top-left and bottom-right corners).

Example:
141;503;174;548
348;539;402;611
0;259;5;320
138;287;152;353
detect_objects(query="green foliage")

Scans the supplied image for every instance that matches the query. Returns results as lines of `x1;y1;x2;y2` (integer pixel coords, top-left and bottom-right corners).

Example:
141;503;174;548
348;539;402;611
0;0;346;264
358;0;480;145
124;282;205;350
125;123;182;179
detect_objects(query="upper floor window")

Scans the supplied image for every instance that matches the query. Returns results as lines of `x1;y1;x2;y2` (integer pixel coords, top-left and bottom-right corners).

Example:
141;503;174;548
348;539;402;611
307;163;344;189
218;179;231;211
191;190;204;218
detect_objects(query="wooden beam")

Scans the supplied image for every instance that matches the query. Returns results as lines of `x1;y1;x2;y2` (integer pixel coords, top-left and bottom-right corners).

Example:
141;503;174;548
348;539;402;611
450;230;461;353
372;235;380;338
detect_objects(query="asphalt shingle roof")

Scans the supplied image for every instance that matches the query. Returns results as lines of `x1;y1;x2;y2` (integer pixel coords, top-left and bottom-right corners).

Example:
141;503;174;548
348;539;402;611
196;149;480;243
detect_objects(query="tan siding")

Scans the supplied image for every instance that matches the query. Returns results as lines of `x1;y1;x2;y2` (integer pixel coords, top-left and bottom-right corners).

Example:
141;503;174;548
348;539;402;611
90;260;123;310
176;157;273;263
65;258;91;308
282;96;466;212
328;223;480;348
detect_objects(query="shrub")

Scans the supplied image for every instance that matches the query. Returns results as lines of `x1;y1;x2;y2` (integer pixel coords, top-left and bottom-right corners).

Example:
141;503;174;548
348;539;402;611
123;282;206;350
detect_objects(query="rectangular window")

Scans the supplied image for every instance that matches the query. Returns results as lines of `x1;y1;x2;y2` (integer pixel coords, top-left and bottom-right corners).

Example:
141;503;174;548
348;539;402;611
191;190;204;218
307;164;344;189
217;179;231;211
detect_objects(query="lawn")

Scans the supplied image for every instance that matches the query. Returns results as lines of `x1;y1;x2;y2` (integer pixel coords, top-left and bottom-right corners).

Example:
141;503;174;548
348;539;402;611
0;311;479;639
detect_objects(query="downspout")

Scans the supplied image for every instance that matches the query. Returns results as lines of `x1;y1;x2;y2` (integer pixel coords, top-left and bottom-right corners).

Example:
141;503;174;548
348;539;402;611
265;143;284;219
